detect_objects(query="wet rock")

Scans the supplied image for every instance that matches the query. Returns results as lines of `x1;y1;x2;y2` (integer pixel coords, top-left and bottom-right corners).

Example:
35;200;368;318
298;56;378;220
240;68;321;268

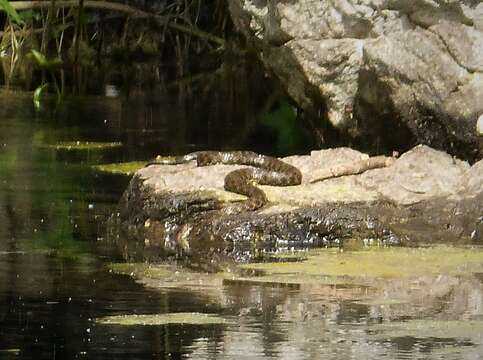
108;145;483;267
227;0;483;160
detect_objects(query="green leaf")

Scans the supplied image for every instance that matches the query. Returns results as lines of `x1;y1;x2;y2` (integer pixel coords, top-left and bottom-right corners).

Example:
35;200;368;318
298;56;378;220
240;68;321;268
30;49;48;67
33;83;49;110
30;49;62;69
260;100;309;155
18;9;41;22
0;0;24;25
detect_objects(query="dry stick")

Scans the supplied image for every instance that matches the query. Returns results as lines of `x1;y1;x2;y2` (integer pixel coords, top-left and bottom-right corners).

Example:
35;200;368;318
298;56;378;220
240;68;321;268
37;2;51;85
309;155;397;183
73;0;83;94
4;0;226;47
40;0;55;55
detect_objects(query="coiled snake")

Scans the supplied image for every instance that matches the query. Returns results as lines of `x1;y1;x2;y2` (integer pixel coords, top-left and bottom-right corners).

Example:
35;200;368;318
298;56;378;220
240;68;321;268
145;151;302;212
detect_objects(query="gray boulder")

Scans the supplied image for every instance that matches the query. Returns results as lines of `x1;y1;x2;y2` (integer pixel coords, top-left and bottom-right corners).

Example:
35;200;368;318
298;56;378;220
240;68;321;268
228;0;483;159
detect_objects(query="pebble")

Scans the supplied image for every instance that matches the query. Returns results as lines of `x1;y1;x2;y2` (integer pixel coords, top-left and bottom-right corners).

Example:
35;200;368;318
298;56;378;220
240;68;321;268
478;114;483;136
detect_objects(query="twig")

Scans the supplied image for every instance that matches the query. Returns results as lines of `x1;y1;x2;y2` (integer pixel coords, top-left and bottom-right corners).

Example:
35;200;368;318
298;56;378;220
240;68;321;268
309;155;397;183
3;0;226;46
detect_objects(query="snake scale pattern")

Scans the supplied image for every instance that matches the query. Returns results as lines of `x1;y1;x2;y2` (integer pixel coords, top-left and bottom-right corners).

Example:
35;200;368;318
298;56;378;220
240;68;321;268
145;151;302;211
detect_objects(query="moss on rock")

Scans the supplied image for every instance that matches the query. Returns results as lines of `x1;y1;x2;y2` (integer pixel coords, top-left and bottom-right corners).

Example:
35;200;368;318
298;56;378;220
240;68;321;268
93;162;147;175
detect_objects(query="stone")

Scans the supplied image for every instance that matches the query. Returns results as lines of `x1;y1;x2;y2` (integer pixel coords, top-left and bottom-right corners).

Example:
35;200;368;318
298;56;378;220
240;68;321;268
478;114;483;136
227;0;483;160
108;146;483;267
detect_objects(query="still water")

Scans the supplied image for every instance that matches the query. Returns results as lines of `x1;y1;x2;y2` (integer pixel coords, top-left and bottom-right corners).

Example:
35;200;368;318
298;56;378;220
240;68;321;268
1;77;483;359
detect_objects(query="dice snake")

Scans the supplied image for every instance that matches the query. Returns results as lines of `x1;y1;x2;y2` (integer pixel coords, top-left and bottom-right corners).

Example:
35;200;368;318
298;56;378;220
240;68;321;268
145;151;302;212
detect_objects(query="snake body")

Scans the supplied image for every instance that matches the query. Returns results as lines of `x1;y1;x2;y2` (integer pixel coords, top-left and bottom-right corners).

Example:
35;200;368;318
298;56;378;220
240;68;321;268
145;151;302;211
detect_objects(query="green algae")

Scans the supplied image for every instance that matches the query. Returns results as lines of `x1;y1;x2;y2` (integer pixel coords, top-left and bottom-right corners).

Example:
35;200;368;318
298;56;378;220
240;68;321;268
96;313;225;326
37;141;124;164
241;246;483;281
109;246;483;291
93;161;147;175
108;263;173;278
371;320;483;340
261;252;309;262
40;141;123;150
223;277;302;289
342;238;365;251
108;262;226;291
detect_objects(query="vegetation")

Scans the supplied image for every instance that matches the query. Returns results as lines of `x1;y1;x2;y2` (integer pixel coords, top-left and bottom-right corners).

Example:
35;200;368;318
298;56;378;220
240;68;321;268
241;246;483;281
40;140;123;150
93;161;146;175
0;0;233;100
96;312;226;326
108;245;483;290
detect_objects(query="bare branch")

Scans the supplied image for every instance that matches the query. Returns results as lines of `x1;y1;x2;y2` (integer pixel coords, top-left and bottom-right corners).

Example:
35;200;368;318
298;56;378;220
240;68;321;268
2;0;226;46
309;155;397;183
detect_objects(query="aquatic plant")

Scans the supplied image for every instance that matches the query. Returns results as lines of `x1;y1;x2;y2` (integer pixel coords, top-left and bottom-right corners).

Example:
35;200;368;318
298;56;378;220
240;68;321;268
241;246;483;282
41;141;123;150
36;140;124;164
96;312;225;326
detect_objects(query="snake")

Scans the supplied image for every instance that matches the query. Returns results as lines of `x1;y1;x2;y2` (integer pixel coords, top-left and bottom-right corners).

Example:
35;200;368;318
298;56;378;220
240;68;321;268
145;151;302;212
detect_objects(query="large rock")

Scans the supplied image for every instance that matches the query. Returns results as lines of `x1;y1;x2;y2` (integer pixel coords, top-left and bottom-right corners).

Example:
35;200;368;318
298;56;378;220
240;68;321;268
227;0;483;160
108;146;482;267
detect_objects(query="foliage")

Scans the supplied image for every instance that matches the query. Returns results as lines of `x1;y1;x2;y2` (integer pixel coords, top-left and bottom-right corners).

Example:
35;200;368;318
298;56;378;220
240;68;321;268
261;100;311;155
33;83;48;110
96;313;226;326
30;49;63;109
0;0;24;25
30;49;62;69
0;0;232;93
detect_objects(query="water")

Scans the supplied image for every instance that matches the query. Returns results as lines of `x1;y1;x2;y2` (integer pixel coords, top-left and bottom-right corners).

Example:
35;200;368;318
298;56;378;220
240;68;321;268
0;77;311;359
1;77;483;359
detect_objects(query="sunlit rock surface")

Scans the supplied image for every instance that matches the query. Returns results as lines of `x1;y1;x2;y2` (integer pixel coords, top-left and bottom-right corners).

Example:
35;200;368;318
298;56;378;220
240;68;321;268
109;145;482;266
227;0;483;160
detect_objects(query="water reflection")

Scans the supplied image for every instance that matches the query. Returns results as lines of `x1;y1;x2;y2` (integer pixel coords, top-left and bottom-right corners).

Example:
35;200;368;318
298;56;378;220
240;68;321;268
0;93;232;359
0;72;312;359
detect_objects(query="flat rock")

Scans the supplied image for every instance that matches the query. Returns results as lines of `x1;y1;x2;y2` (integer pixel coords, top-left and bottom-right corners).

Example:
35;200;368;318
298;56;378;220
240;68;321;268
137;145;473;208
109;146;482;266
